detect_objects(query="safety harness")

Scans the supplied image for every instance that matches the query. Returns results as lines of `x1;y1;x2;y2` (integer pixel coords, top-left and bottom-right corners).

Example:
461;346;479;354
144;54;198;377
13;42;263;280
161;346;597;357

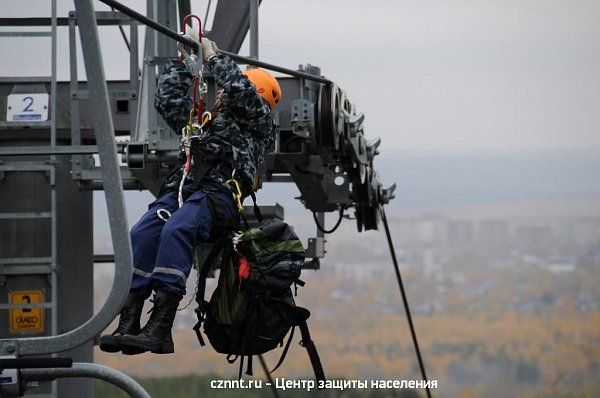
175;15;249;213
177;110;211;207
176;15;208;208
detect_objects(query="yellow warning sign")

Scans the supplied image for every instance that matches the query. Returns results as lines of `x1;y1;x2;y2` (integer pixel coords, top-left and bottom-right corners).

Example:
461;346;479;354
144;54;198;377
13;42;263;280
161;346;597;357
9;291;44;334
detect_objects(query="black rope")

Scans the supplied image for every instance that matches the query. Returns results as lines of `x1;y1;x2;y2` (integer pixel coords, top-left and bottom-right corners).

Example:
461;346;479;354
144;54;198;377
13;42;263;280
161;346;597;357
109;6;131;51
258;355;281;398
312;207;344;234
97;0;333;85
381;206;432;398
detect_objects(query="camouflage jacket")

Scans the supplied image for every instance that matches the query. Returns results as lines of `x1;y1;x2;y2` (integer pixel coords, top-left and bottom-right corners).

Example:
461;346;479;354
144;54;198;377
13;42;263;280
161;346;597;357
155;55;276;194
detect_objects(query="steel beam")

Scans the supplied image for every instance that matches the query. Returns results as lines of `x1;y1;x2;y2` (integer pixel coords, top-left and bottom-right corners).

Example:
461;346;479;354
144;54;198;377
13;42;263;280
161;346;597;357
0;146;98;156
0;32;52;37
249;0;259;60
0;17;135;26
207;0;260;53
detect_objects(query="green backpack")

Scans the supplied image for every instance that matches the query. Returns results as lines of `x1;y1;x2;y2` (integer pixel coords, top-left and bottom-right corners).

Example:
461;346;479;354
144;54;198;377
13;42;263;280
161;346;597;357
193;218;325;381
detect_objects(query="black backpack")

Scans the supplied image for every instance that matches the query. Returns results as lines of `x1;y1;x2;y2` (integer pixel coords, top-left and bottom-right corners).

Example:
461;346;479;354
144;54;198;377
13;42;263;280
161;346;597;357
193;217;325;381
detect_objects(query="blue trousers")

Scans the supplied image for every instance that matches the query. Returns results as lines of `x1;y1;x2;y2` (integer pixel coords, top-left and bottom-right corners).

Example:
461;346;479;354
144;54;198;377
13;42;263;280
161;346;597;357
129;182;237;296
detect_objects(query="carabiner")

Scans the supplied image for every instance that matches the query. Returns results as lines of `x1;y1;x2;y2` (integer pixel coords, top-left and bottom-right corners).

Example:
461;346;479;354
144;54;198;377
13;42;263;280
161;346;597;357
182;14;203;43
156;208;172;222
227;179;244;213
178;14;204;76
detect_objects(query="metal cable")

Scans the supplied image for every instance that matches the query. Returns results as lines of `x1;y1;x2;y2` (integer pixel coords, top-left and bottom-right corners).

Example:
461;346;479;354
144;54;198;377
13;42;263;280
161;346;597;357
313;207;344;234
204;0;212;29
381;206;432;398
110;6;131;51
97;0;333;84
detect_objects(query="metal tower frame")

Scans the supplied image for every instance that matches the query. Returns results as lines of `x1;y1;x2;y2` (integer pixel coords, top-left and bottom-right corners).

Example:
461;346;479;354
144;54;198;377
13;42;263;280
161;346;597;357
0;0;396;397
0;0;143;396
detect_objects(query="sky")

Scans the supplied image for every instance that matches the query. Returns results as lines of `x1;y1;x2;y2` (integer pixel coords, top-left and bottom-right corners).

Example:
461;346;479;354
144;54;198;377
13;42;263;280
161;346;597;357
2;0;600;236
1;0;599;156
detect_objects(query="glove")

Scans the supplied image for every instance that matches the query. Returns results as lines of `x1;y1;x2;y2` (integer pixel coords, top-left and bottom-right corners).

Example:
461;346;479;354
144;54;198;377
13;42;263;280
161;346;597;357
201;38;218;62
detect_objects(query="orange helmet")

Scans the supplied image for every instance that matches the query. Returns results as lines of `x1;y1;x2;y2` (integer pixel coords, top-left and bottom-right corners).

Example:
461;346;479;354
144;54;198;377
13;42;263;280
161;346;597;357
243;68;282;108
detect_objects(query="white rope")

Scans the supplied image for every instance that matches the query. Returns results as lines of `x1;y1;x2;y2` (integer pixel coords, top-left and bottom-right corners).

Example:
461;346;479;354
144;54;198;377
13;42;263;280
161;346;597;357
177;128;191;208
177;111;212;208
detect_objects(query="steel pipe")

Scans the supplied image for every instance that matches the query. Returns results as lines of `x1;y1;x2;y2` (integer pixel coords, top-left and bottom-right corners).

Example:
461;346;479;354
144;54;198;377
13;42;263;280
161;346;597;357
21;363;150;398
0;145;98;156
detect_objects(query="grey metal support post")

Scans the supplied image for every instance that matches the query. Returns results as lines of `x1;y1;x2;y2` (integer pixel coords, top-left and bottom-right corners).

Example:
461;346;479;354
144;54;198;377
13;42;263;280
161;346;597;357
316;212;325;241
67;19;79;139
50;3;59;395
68;13;83;183
142;0;159;147
50;0;57;151
249;0;259;59
0;0;133;357
129;19;140;132
50;0;58;338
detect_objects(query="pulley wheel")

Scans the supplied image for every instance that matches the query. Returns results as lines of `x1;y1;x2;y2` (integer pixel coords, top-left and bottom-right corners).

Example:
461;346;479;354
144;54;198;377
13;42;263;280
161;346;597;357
361;204;381;231
316;83;340;150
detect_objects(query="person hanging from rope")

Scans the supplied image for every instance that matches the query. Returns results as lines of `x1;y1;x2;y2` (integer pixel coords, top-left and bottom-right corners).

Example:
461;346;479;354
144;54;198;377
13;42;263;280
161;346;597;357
99;37;281;355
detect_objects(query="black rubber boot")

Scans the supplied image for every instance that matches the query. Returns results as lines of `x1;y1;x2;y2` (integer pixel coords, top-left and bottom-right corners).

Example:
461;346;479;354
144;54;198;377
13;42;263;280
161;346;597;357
99;290;148;355
121;290;182;354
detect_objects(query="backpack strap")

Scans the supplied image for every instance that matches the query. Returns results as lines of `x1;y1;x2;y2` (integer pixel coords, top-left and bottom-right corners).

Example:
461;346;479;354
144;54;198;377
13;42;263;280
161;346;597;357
246;355;253;376
294;278;305;296
268;307;326;384
250;191;263;223
268;326;295;375
193;239;230;346
204;188;240;236
295;307;326;383
298;320;326;384
238;354;245;380
235;354;254;379
226;354;238;364
240;191;262;231
236;354;254;379
241;212;250;230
